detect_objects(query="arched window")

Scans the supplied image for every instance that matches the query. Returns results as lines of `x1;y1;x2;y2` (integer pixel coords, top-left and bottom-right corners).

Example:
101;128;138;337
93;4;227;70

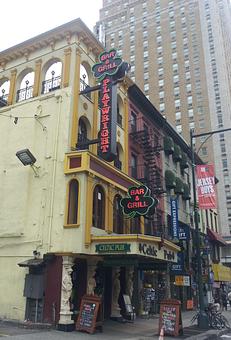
113;195;124;234
67;179;79;225
80;64;91;100
92;185;105;229
77;117;89;150
16;71;34;102
42;61;62;94
0;79;10;107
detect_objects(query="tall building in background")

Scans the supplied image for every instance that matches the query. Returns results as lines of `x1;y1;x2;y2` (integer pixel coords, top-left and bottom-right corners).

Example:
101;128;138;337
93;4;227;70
96;0;231;238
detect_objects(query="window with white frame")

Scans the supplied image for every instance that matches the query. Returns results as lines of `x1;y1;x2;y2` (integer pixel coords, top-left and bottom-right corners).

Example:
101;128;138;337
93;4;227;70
173;75;179;83
159;103;165;112
158;68;164;76
174;87;180;96
175;99;181;108
159;90;164;99
144;83;149;92
176;125;182;134
159;79;164;87
188;108;194;118
175;111;181;120
186;84;192;93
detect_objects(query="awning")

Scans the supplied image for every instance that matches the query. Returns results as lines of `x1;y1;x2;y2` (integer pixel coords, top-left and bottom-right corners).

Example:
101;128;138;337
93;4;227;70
18;258;44;268
212;263;231;282
207;228;227;246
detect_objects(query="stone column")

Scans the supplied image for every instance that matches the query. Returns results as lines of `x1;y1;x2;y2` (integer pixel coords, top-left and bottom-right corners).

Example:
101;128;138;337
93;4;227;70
58;256;74;331
111;267;121;318
87;259;97;295
126;266;134;301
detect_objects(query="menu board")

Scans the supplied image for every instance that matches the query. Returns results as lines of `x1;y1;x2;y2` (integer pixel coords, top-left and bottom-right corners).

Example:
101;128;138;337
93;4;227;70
76;295;102;334
159;299;182;336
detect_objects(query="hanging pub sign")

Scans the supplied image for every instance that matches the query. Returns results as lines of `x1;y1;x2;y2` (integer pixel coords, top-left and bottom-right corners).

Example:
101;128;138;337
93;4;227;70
92;49;129;162
170;197;179;240
196;164;217;209
120;185;159;218
92;49;123;81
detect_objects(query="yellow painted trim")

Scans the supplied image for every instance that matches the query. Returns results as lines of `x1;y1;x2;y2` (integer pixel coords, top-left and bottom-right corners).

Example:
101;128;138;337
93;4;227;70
64;224;80;229
33;59;42;97
85;175;93;246
70;48;81;149
163;240;181;251
104;186;110;233
140;216;145;235
92;88;99;155
63;47;72;88
107;186;114;233
63;178;81;228
91;235;180;251
124;97;129;174
8;69;17;105
64;151;140;192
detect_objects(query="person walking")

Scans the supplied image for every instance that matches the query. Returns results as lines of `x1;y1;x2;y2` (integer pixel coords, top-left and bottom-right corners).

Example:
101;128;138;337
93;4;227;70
222;291;228;311
228;291;231;309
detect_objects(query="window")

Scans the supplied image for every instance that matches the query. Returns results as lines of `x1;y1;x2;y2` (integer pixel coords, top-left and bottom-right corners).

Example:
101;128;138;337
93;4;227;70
159;91;164;99
173;75;179;83
67;179;79;225
188;108;194;118
187;96;193;105
159;103;165;112
159;79;164;87
174;87;180;96
175;99;180;108
113;195;124;234
143;50;149;59
158;68;164;76
176;125;182;134
144;83;149;92
186;84;192;93
144;72;149;81
157;46;163;54
131;154;137;178
130;111;137;133
199;120;205;129
93;185;105;229
175;111;181;120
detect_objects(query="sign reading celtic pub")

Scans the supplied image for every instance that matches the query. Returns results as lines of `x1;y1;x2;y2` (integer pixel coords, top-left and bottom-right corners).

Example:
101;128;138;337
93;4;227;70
120;185;159;218
92;49;123;162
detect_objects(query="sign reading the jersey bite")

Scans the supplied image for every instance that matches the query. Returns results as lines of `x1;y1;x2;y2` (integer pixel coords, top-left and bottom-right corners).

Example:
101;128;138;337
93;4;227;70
120;185;159;218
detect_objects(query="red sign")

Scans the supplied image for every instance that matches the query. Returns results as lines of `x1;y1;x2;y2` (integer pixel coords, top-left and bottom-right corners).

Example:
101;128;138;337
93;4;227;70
196;164;217;209
99;76;117;161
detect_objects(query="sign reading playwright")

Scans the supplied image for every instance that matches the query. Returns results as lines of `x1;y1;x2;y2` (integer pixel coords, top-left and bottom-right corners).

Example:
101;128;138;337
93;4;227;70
95;243;131;254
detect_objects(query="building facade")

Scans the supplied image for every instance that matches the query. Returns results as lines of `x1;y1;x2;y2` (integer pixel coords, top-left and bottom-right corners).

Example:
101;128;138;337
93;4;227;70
96;0;231;242
0;19;182;328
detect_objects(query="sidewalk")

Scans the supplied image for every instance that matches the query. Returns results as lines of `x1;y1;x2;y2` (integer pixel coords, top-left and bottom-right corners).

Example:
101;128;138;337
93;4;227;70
0;310;231;339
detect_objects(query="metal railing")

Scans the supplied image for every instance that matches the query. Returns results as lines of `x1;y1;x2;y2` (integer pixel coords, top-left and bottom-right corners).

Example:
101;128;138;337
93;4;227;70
16;86;33;102
41;76;61;94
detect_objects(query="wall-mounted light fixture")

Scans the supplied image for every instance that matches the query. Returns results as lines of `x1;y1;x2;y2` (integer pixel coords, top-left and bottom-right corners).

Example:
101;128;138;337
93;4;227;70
16;149;39;177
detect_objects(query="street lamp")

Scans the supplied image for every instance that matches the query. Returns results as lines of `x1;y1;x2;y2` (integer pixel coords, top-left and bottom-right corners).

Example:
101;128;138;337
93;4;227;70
16;149;36;166
190;127;231;329
16;149;39;177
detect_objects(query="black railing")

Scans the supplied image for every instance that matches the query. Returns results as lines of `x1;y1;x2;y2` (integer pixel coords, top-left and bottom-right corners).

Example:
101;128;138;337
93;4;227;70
0;94;8;107
80;78;91;100
16;86;33;102
41;76;61;94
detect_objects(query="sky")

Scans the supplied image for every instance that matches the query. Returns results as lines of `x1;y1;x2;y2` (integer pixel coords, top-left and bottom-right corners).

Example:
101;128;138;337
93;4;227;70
0;0;102;52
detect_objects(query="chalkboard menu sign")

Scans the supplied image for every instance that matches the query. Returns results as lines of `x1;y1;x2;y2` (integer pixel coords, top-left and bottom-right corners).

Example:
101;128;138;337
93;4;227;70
76;295;102;334
159;299;182;336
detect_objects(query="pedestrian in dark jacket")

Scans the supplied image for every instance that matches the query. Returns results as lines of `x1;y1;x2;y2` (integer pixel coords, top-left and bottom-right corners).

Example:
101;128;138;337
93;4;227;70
222;291;227;311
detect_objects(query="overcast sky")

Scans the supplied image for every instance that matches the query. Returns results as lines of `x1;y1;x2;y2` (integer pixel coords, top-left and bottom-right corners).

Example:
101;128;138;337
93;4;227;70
0;0;102;51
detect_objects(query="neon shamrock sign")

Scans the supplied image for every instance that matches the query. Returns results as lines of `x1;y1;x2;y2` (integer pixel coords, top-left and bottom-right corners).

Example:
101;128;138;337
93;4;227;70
120;185;159;218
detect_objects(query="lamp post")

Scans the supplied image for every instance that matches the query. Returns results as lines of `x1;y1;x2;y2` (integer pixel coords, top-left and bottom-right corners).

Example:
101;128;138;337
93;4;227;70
190;127;231;328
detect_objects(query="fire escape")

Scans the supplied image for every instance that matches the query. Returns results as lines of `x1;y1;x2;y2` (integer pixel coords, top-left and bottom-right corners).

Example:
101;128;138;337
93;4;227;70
129;116;167;237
